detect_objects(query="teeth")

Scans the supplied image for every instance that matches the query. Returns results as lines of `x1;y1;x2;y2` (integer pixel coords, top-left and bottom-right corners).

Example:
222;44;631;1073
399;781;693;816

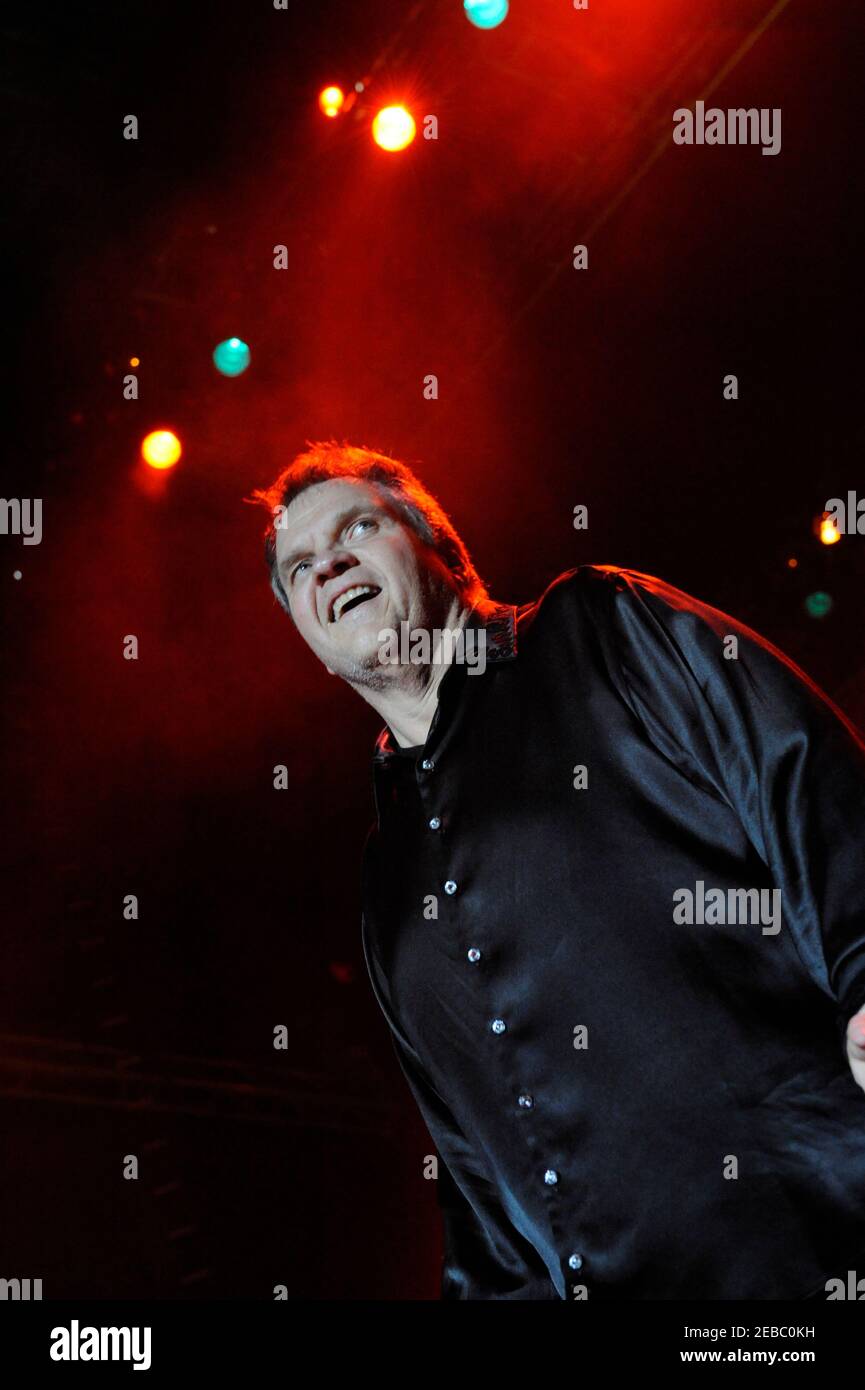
332;585;377;622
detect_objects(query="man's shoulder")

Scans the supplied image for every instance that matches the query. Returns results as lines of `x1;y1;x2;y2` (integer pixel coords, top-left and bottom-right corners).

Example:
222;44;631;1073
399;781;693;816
520;564;739;637
515;565;763;682
517;564;614;622
518;564;687;631
521;566;855;736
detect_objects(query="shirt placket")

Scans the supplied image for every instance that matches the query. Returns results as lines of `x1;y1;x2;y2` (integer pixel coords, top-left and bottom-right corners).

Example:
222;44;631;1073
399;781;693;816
403;641;586;1298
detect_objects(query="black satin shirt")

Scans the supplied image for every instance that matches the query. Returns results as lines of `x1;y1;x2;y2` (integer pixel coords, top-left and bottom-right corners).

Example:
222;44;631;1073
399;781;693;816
360;565;865;1300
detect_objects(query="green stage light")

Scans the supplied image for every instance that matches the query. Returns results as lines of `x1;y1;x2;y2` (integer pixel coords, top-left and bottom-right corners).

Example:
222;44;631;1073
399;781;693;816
213;337;251;377
804;592;833;619
464;1;509;30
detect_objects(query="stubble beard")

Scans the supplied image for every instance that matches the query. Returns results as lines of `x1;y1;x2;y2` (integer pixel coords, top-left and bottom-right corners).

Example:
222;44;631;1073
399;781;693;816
330;642;392;691
328;572;463;695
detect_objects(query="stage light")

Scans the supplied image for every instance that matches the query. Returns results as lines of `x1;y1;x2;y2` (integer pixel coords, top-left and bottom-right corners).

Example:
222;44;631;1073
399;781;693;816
817;512;841;545
786;557;798;569
213;337;251;377
328;961;354;984
141;430;181;470
372;105;416;152
318;85;344;118
464;0;509;30
805;591;833;619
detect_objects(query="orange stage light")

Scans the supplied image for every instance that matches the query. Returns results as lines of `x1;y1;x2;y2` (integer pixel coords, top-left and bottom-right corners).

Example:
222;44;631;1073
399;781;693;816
318;85;344;118
141;430;182;470
372;105;416;151
818;513;841;546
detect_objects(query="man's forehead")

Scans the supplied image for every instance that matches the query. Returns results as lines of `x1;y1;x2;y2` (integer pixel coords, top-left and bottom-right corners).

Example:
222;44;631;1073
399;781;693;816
291;476;382;516
274;479;398;569
278;479;381;535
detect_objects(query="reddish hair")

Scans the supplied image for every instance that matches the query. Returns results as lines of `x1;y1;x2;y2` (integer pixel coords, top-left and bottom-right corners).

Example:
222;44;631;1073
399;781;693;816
250;440;491;620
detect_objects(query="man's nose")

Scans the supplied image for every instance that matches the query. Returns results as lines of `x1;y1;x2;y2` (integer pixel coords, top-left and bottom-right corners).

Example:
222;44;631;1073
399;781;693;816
313;550;357;581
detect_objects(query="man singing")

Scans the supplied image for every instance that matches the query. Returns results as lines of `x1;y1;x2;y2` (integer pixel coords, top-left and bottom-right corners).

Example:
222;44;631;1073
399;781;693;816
254;441;865;1301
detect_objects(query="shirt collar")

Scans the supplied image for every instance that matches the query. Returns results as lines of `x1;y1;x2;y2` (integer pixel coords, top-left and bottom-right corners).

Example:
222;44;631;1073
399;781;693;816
372;600;518;763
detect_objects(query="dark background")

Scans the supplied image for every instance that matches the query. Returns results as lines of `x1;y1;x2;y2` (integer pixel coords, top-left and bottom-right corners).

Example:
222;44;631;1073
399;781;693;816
1;0;863;1298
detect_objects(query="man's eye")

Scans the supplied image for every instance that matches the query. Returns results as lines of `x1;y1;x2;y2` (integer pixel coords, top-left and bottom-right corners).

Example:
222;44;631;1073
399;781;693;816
291;517;376;580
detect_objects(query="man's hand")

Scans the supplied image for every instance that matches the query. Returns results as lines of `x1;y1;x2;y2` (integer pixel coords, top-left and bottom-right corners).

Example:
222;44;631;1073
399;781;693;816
846;1006;865;1094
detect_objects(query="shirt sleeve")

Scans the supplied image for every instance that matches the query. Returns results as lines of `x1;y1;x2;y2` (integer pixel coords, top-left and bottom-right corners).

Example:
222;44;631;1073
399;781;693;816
591;566;865;1048
387;1029;561;1300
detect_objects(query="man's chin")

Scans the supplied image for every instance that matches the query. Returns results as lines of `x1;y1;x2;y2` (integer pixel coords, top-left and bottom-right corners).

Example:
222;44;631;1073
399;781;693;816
323;640;391;690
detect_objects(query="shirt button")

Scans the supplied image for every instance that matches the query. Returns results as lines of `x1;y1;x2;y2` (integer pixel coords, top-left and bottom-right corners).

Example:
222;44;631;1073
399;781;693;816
490;1018;507;1035
517;1093;533;1109
467;947;481;963
544;1169;559;1186
567;1253;583;1271
444;880;457;895
428;816;441;830
420;758;435;771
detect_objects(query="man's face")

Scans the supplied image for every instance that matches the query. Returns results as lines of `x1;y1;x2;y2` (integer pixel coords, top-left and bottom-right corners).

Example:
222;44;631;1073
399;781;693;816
273;479;458;685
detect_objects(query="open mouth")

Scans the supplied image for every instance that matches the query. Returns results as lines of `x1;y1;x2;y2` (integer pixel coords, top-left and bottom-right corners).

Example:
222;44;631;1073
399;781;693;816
329;584;382;624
